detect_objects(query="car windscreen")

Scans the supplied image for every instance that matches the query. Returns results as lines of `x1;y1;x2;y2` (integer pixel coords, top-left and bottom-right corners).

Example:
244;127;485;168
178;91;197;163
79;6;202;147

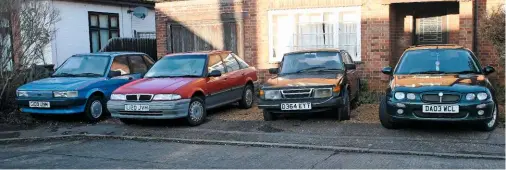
52;55;110;77
144;55;206;78
395;49;481;75
279;51;344;74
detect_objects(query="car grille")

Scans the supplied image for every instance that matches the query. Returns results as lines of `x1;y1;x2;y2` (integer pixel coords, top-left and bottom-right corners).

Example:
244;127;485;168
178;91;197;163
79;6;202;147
413;110;468;119
421;93;460;103
126;94;153;101
281;89;312;99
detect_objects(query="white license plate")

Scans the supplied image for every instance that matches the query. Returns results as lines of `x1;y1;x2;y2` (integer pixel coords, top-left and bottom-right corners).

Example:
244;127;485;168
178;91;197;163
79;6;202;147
422;105;459;113
281;103;312;110
124;104;150;112
29;101;50;108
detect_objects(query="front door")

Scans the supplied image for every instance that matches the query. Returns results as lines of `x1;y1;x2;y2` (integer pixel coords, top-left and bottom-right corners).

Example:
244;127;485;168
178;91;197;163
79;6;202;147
205;54;228;108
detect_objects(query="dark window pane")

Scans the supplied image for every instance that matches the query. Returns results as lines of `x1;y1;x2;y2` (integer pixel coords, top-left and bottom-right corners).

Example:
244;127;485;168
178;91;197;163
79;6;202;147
129;56;148;74
91;31;99;52
111;16;118;28
143;55;154;68
99;14;108;28
111;56;130;75
90;15;98;27
280;52;344;74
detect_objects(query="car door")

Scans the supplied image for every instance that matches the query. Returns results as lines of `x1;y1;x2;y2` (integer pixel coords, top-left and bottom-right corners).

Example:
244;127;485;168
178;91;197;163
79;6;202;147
220;52;244;101
342;51;358;99
205;54;228;108
106;55;134;97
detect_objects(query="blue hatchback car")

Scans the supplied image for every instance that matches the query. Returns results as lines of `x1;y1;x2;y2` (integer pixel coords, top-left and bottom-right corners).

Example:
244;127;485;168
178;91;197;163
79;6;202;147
16;52;155;122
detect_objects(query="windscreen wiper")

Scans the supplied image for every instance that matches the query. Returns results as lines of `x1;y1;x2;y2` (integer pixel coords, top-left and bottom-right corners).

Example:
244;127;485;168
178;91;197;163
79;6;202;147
74;73;102;77
52;73;77;77
445;71;480;74
409;71;445;74
296;66;327;73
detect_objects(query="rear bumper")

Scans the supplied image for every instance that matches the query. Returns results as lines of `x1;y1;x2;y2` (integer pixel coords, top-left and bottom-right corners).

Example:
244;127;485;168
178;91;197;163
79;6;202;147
17;98;87;114
386;100;495;122
108;99;190;119
258;96;343;113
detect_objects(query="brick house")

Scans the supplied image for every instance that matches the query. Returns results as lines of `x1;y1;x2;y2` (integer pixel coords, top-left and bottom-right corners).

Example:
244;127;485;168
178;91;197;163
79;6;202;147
155;0;505;91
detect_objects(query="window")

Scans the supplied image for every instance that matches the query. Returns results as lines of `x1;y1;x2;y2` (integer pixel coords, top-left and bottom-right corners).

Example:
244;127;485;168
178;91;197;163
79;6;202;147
341;51;353;64
144;55;206;78
129;56;148;74
232;53;249;69
89;12;119;52
143;55;154;68
395;49;481;74
269;8;361;62
221;53;241;72
207;54;226;74
111;56;130;75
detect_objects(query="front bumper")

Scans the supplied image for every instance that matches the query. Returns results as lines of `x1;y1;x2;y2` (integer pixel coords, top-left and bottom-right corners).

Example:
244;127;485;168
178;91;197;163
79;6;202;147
107;99;191;119
386;100;495;122
258;96;343;113
17;98;87;114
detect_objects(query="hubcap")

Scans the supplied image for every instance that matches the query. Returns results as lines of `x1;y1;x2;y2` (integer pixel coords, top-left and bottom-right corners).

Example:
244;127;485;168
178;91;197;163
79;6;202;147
245;89;253;106
487;106;497;128
189;101;204;122
90;100;103;119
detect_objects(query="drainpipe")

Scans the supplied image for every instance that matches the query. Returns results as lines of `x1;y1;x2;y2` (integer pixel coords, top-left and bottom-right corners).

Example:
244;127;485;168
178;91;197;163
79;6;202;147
472;0;478;54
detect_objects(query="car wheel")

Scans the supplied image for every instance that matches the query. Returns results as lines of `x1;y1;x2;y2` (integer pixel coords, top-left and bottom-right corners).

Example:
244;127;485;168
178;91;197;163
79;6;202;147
83;95;106;123
263;110;276;121
338;89;351;121
476;104;498;132
239;84;254;109
186;97;206;126
119;118;137;125
379;96;399;129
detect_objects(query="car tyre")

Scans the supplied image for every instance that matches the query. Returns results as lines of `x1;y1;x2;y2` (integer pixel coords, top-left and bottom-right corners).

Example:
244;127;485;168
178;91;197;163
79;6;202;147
379;96;400;129
263;110;276;121
186;97;206;126
239;84;254;109
83;95;106;123
476;104;498;132
338;89;351;121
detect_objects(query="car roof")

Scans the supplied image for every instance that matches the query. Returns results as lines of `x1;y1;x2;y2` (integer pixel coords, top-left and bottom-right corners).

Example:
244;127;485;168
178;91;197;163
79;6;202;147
284;48;342;55
163;50;231;58
405;44;469;51
73;52;148;57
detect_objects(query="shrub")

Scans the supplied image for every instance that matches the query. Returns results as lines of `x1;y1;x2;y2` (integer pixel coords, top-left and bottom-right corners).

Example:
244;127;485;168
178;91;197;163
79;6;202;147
479;5;505;61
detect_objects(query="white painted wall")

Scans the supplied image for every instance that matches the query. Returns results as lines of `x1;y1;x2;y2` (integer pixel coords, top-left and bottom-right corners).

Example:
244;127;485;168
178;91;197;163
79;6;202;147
44;0;155;66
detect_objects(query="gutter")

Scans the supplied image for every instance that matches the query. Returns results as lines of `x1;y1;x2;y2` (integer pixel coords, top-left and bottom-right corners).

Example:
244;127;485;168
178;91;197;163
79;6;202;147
472;0;478;54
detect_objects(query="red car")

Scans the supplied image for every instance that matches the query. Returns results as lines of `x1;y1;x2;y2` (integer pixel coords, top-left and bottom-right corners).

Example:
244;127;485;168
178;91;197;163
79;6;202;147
107;51;258;126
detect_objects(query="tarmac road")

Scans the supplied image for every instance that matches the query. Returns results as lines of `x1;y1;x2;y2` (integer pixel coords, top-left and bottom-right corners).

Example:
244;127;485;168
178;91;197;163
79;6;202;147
0;139;504;169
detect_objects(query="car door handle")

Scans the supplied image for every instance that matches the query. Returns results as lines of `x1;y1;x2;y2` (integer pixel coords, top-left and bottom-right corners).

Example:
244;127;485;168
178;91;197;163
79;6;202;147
241;73;246;76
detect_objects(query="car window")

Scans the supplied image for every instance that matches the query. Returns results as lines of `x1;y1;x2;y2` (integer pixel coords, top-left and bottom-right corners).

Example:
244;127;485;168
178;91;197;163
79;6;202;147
233;53;249;68
341;52;353;64
395;49;481;74
110;56;130;75
53;55;110;77
207;54;226;74
143;55;154;68
144;55;206;78
279;51;344;74
129;55;148;74
221;53;241;72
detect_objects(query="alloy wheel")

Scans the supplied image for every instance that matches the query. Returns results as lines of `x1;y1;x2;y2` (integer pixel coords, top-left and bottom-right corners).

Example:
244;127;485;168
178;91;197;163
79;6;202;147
90;100;103;119
189;101;204;122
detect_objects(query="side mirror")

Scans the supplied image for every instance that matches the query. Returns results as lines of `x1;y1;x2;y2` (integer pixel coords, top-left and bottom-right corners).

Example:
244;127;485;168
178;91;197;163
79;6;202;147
345;64;356;70
108;70;122;77
208;70;222;77
381;67;393;75
268;68;279;74
483;66;495;75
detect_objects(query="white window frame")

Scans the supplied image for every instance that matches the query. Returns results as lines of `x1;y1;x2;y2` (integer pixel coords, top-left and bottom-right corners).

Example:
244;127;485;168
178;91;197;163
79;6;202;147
268;7;361;63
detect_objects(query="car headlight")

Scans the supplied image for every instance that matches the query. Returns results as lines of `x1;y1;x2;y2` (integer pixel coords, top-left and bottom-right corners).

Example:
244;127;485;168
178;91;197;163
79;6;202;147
264;90;281;100
466;93;476;100
406;93;416;100
477;92;488;101
152;94;181;101
110;94;126;101
314;88;333;98
53;91;78;98
394;92;405;100
17;91;28;97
